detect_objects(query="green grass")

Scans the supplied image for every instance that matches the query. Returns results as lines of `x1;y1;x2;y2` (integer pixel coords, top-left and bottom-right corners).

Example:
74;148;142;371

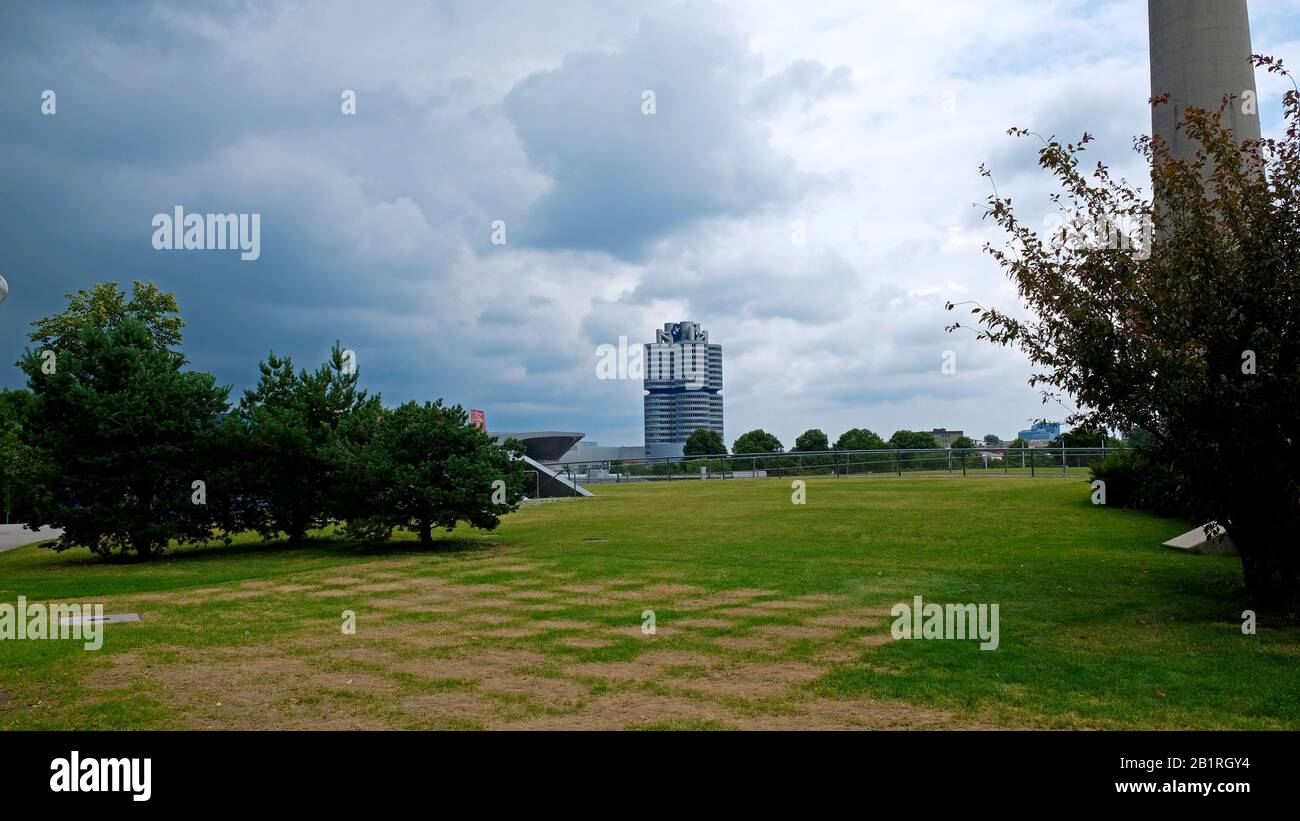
0;476;1295;730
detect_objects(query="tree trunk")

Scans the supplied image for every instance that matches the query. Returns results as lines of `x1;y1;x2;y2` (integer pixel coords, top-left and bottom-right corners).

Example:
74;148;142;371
131;533;154;560
286;511;308;543
419;520;433;545
1231;521;1300;611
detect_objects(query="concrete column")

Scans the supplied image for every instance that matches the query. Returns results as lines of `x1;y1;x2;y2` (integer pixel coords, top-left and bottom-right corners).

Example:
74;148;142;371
1149;0;1260;163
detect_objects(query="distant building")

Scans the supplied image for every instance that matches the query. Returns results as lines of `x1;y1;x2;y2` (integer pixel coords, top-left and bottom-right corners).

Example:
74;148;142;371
1018;421;1061;443
554;441;647;465
643;321;723;458
931;428;964;447
488;430;592;497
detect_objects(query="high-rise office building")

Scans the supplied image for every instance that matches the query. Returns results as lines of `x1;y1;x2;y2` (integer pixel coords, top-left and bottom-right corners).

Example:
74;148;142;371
643;321;723;457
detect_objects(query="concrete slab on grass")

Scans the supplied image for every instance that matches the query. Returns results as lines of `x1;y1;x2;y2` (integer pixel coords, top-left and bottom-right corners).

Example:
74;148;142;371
1163;522;1237;556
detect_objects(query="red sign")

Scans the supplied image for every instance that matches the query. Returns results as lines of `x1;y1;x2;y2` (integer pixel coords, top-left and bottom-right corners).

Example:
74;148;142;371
469;408;486;431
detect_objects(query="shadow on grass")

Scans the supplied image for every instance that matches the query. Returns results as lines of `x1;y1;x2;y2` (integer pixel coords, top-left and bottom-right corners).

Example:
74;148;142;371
22;531;503;569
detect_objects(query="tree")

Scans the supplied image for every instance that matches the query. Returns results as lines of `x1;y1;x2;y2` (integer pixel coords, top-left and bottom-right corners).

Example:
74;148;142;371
236;344;379;542
888;430;939;450
983;433;1002;446
792;428;830;452
835;427;886;451
0;390;44;524
948;435;979;469
336;401;528;544
732;429;783;454
683;428;726;456
1125;427;1155;448
1051;428;1096;448
19;319;230;558
949;56;1300;607
26;281;185;359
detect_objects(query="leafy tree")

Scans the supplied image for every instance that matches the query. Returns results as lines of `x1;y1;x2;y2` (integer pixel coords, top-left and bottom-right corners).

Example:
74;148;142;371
947;435;979;469
1050;428;1120;448
0;390;45;524
732;429;783;455
950;56;1300;606
834;427;886;451
26;281;184;359
237;344;380;542
1007;437;1029;449
1124;427;1155;448
888;430;939;450
337;401;528;544
19;320;230;558
683;427;726;456
1089;449;1193;518
0;388;35;420
983;433;1002;446
792;428;830;452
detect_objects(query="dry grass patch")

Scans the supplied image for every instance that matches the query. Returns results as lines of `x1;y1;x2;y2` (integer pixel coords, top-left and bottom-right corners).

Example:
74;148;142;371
569;650;720;683
752;599;821;611
670;661;824;700
505;590;555;600
556;636;616;650
480;626;543;638
479;674;589;706
402;691;496;725
804;614;873;628
532;619;596;631
753;624;840;640
495;692;724;730
856;633;896;647
672;617;735;629
710;635;788;653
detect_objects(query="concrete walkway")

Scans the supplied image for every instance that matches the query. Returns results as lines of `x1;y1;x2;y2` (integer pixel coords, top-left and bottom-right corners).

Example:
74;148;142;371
0;524;62;552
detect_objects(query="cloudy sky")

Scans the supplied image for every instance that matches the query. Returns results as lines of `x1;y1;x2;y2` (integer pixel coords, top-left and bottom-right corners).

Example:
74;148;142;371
2;0;1298;447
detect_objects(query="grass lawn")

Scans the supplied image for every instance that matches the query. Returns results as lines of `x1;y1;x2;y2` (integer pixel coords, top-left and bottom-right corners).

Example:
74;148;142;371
0;476;1295;730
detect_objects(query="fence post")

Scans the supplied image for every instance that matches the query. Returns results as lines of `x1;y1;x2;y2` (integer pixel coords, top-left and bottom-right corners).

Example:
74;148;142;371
1030;450;1035;477
896;451;902;477
962;453;967;477
1062;444;1067;474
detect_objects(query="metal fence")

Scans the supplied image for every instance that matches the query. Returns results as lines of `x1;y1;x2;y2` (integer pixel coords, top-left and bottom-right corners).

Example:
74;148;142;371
548;446;1114;485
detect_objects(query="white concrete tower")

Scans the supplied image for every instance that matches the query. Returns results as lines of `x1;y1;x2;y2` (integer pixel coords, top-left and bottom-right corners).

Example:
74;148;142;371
1149;0;1260;162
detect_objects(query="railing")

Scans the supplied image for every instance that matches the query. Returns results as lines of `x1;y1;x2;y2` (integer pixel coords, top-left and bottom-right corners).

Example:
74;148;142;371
548;446;1113;484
